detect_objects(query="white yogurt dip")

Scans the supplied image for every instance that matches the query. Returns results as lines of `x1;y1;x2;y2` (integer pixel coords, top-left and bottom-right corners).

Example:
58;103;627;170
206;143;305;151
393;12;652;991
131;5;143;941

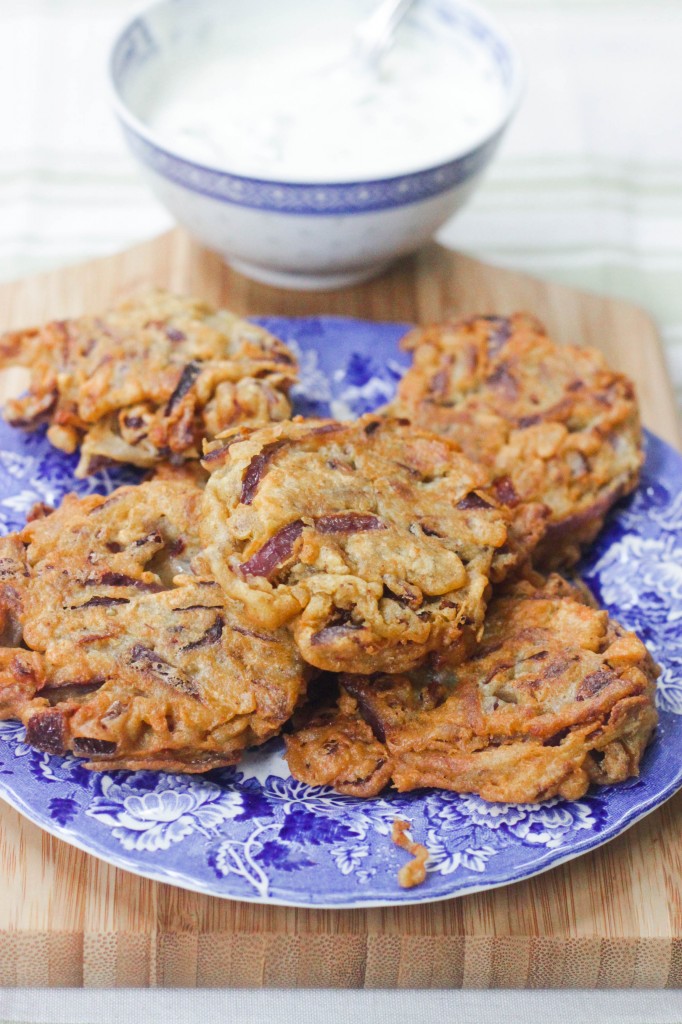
140;13;507;182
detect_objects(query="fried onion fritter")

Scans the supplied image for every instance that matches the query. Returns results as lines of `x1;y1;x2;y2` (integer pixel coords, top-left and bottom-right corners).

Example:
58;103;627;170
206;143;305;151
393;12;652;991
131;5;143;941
387;314;643;566
0;477;309;771
285;574;659;803
0;290;297;476
200;414;547;675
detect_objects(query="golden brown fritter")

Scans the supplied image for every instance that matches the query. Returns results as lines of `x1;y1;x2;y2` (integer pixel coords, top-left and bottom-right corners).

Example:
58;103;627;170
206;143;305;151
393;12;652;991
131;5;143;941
0;477;309;771
0;290;297;476
285;574;659;803
387;314;643;566
200;414;546;676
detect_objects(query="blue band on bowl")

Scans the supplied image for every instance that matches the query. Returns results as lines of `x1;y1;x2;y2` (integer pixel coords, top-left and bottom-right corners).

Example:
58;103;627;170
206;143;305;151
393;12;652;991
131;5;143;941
121;123;502;216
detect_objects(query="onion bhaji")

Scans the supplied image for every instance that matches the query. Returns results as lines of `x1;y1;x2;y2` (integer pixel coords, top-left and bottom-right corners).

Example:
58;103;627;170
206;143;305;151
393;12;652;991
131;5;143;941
0;290;297;476
0;299;660;806
285;574;659;803
199;414;547;676
0;477;309;771
387;313;643;566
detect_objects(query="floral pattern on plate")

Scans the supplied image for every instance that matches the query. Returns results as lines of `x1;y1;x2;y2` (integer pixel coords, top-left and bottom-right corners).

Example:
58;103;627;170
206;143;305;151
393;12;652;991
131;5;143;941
0;315;679;907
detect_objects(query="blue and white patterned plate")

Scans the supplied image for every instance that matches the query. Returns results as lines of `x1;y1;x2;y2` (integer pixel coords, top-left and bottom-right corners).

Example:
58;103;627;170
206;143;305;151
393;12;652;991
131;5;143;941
0;316;680;908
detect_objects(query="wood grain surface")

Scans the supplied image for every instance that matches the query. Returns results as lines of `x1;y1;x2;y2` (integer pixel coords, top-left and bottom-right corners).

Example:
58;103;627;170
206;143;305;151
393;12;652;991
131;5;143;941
0;229;680;989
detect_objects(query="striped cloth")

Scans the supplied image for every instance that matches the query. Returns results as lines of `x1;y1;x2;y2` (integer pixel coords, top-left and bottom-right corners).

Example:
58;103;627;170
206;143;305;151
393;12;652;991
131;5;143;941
0;0;680;419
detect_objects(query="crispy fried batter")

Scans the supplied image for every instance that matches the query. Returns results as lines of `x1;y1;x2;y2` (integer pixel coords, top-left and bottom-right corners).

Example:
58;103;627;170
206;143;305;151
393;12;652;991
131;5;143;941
285;574;659;803
0;290;297;476
392;819;429;888
0;302;659;806
0;477;308;771
200;414;546;675
388;314;643;565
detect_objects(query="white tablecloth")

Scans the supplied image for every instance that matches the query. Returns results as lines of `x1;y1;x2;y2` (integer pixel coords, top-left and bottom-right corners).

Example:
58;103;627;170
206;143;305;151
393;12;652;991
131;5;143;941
0;0;681;1019
0;988;681;1024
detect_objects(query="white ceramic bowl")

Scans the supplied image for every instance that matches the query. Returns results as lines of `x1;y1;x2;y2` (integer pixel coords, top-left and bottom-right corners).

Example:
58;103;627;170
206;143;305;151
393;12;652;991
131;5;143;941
110;0;522;290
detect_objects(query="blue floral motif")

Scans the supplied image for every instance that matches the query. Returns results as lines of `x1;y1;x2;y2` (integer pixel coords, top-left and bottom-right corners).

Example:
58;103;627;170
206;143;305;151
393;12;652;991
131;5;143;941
32;752;94;788
416;791;601;877
592;535;682;624
582;486;682;716
0;316;678;906
48;796;79;826
206;768;397;897
0;425;141;533
28;751;71;785
455;793;599;841
86;773;242;853
0;719;33;757
253;316;410;422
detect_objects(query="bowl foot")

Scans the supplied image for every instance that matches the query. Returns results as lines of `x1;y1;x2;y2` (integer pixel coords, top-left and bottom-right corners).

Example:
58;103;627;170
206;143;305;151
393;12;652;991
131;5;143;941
226;257;393;291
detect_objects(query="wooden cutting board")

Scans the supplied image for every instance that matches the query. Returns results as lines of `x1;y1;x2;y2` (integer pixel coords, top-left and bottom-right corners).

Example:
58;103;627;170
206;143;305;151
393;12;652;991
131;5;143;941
0;229;680;989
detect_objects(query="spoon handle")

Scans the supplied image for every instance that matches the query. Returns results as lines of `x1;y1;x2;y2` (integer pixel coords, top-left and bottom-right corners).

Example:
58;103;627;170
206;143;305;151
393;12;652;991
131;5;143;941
352;0;416;67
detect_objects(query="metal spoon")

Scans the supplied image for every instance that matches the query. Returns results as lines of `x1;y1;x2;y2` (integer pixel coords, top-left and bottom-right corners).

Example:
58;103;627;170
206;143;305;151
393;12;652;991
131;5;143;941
350;0;417;70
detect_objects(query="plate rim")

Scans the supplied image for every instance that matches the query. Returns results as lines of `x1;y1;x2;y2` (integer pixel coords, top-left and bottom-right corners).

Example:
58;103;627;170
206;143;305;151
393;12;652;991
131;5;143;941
0;742;679;908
